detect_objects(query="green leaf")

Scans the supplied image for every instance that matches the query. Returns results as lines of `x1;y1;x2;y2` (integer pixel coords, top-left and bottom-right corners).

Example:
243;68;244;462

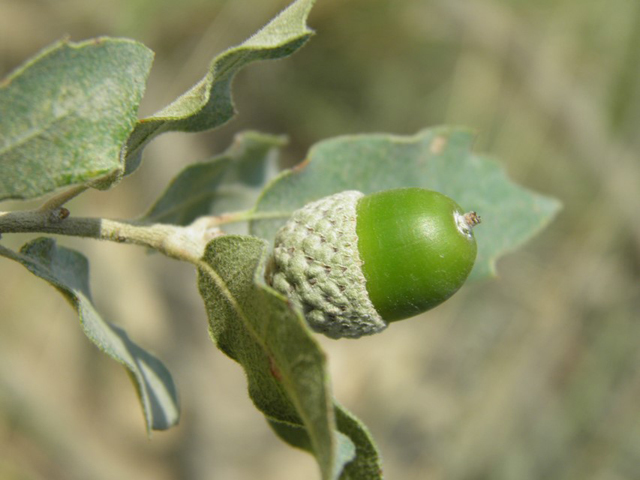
0;239;179;432
0;38;153;201
268;419;357;479
197;235;380;479
269;405;383;480
250;126;562;281
334;405;384;479
141;131;286;226
123;0;316;176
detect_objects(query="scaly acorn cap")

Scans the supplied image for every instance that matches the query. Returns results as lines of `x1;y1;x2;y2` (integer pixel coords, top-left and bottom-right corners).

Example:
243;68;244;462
267;191;382;339
266;188;479;339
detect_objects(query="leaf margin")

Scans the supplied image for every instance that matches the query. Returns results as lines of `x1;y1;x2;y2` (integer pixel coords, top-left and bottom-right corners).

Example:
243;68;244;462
0;36;154;201
121;0;317;177
0;238;180;433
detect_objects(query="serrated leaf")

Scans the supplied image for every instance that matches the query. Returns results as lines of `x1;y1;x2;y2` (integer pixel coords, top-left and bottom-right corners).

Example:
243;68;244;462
0;38;153;201
197;235;380;479
0;239;179;432
123;0;316;176
250;127;562;281
141;131;286;226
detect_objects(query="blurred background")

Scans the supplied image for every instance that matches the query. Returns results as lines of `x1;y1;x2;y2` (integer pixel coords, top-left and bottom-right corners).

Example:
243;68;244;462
1;0;639;478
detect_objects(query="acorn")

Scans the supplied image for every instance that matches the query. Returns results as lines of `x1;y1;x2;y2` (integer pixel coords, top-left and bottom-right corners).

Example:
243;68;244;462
267;188;480;339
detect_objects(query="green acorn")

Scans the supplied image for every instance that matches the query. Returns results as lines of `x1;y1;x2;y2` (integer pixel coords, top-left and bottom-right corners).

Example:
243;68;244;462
267;188;480;339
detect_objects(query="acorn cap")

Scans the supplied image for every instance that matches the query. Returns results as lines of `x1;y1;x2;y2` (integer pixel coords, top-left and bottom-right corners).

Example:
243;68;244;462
267;191;386;339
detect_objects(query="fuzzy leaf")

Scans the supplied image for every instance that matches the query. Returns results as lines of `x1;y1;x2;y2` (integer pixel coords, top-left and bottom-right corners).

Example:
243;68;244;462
269;406;383;479
0;239;179;432
269;419;357;479
334;405;384;479
141;131;285;226
250;127;562;281
0;38;153;201
197;235;380;479
123;0;315;176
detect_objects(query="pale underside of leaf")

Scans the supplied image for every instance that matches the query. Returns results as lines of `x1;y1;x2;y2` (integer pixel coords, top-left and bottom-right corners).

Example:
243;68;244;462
268;418;357;479
197;235;381;479
269;404;383;479
250;126;562;281
0;239;179;432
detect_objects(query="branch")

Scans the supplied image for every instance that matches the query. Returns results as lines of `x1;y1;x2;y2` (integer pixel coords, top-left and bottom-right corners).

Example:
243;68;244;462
0;208;223;265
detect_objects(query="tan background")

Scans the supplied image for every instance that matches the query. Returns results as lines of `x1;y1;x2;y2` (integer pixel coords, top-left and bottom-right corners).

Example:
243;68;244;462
1;0;639;479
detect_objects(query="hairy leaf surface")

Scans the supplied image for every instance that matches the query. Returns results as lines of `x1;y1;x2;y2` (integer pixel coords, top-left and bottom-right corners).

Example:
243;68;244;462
197;235;381;479
0;38;153;200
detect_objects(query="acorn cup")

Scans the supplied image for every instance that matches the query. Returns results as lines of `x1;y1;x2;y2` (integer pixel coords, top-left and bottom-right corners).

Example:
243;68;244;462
266;188;480;339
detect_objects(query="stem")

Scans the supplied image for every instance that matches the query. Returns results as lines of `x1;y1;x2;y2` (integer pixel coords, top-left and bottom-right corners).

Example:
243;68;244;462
38;185;89;211
204;208;292;227
0;209;222;265
455;210;481;237
0;205;289;264
463;211;481;228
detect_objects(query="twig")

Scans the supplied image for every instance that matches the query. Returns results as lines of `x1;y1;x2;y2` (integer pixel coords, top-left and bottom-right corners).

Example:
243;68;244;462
0;210;222;265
